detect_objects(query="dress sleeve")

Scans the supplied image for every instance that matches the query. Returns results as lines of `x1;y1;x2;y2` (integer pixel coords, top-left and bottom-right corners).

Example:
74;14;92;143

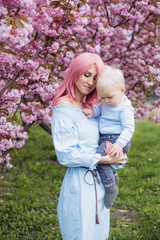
51;118;101;170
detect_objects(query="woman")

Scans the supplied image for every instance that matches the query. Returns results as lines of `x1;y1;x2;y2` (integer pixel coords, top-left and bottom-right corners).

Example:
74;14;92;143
51;52;126;240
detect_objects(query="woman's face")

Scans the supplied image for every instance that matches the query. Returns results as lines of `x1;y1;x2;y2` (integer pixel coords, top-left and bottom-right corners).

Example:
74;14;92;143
75;64;98;99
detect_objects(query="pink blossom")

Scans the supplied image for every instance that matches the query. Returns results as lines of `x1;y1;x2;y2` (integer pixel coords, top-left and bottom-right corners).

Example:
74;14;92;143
0;0;160;170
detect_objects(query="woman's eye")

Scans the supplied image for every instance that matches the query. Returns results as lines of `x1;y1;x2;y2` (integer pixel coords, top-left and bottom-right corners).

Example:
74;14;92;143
84;73;89;77
93;76;97;81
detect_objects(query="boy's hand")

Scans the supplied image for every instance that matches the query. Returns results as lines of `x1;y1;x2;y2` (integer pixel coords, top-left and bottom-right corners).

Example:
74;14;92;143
83;108;94;118
105;142;123;158
105;141;113;155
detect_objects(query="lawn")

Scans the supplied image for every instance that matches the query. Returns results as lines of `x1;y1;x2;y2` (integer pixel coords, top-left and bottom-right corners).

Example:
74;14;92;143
0;120;160;240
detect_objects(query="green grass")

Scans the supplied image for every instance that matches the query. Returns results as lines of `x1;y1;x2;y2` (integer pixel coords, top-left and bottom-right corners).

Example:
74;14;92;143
0;120;160;240
109;120;160;240
0;126;65;240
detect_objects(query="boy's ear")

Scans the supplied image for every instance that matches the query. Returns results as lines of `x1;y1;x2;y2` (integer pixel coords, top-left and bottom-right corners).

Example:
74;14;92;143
121;86;125;93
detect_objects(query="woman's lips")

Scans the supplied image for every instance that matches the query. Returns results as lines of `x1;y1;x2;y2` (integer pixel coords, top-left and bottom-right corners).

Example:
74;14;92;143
84;85;92;90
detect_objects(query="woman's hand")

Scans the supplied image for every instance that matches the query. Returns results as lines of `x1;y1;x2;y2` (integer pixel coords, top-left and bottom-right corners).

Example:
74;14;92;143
105;141;123;157
98;153;127;165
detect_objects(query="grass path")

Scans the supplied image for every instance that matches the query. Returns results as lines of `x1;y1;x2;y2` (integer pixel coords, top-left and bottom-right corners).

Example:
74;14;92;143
0;120;160;240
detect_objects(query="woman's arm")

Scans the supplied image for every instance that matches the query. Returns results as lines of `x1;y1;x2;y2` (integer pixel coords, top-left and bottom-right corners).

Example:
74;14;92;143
51;117;101;170
98;153;127;165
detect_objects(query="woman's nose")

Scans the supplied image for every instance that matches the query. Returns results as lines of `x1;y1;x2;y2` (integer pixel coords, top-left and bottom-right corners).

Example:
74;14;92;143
88;77;94;85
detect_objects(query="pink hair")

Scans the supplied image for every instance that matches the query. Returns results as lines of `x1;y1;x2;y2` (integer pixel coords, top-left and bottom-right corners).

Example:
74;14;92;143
52;52;104;108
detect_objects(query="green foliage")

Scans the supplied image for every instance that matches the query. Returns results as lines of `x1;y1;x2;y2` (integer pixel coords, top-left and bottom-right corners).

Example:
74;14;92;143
0;121;160;240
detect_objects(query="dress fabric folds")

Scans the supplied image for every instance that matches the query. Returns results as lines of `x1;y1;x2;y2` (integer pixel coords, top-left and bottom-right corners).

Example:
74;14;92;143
51;105;110;240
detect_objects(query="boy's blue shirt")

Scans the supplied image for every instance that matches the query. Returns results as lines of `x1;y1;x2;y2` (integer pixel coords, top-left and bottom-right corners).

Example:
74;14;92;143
93;95;135;148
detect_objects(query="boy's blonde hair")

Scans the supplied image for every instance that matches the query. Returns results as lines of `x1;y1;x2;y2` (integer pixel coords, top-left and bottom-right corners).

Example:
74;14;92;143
96;65;125;95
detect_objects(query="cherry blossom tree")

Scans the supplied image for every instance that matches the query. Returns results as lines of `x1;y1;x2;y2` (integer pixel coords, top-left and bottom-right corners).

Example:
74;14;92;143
0;0;160;174
78;0;160;118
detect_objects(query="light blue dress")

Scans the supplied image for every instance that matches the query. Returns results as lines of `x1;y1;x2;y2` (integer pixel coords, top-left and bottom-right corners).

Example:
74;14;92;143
51;105;110;240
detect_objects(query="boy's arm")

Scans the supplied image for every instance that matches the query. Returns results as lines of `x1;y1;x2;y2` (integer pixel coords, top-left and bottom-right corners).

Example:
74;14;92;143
83;103;102;118
106;107;134;157
92;104;102;117
116;107;135;148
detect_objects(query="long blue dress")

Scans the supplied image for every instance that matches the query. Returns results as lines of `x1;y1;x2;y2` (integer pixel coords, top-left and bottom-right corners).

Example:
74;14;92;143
51;105;110;240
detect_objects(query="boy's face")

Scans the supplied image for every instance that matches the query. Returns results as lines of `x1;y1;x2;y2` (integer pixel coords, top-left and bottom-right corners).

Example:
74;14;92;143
99;85;125;107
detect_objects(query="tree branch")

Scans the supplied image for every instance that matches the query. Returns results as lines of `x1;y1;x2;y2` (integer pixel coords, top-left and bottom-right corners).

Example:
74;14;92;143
0;70;23;97
126;81;140;96
14;94;25;116
103;0;110;24
39;122;51;135
92;28;98;43
0;159;9;178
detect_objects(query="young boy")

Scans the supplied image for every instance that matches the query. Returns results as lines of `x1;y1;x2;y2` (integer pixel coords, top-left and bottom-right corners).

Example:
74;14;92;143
83;65;135;209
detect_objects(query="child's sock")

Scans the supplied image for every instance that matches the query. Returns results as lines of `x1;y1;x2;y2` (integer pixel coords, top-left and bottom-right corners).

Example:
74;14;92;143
114;174;119;185
104;183;118;209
